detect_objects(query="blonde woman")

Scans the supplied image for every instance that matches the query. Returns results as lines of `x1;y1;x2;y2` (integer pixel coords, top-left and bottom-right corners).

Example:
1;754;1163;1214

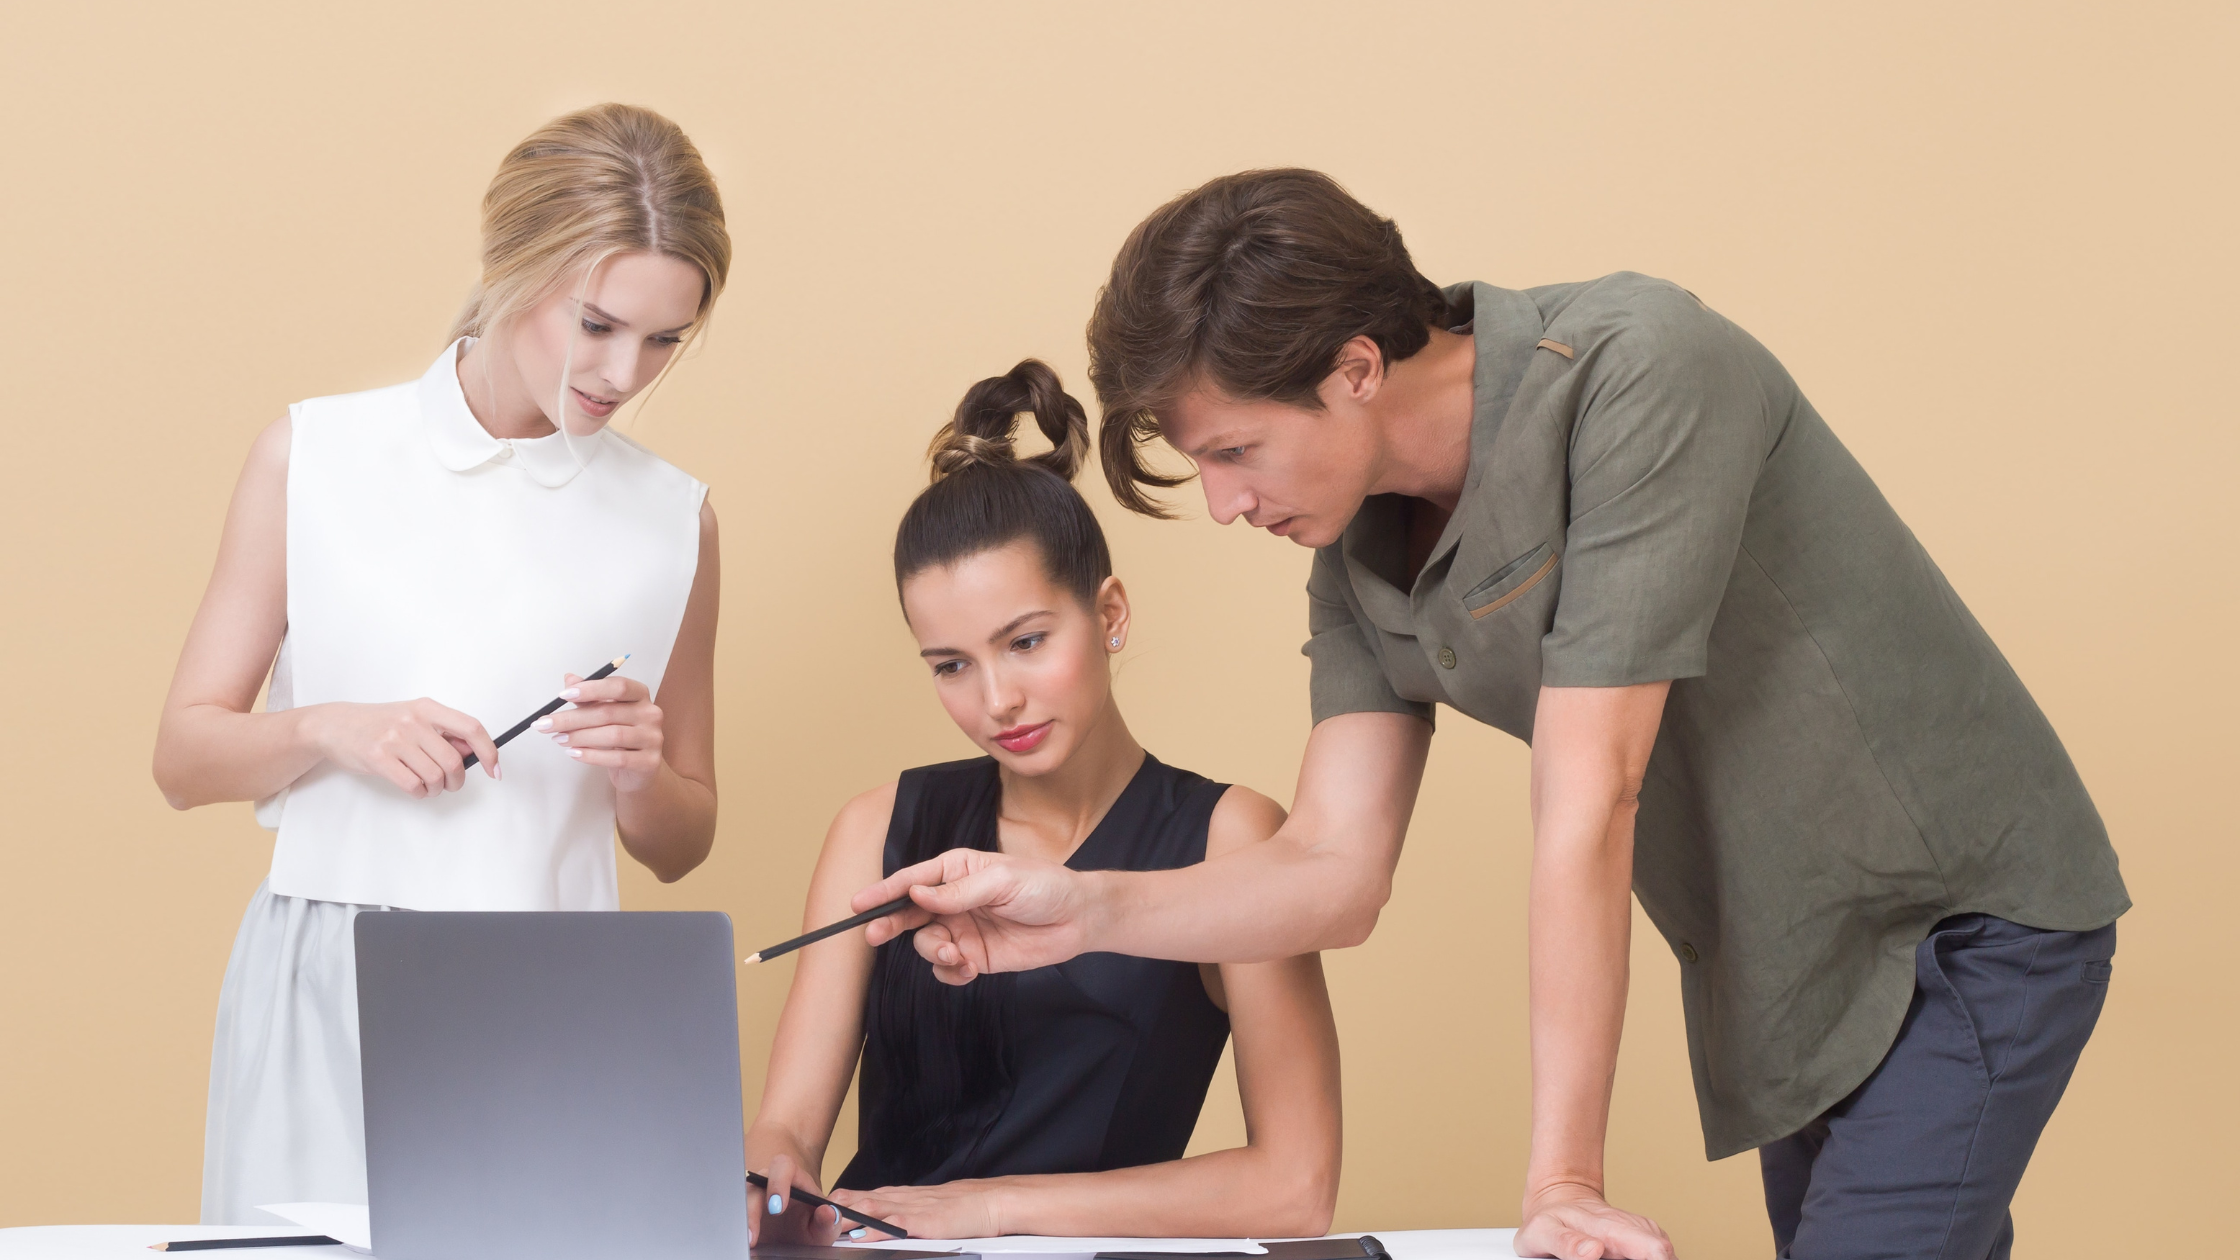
153;104;731;1225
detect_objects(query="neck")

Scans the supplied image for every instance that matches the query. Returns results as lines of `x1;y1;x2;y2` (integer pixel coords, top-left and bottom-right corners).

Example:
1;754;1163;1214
996;697;1146;865
1366;326;1477;513
455;334;561;440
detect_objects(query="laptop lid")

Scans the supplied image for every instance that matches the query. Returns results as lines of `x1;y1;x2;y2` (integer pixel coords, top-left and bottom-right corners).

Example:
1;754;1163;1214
356;911;750;1260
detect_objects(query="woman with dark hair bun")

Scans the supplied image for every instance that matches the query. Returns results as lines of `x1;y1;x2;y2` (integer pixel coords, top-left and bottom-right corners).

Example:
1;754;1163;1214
743;361;1342;1244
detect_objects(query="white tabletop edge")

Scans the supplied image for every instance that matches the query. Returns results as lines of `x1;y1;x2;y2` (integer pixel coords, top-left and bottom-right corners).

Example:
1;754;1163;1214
0;1225;1521;1260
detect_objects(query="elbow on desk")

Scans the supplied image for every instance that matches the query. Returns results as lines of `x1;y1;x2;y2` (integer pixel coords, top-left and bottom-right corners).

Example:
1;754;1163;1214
1249;1149;1340;1238
1286;1176;1340;1239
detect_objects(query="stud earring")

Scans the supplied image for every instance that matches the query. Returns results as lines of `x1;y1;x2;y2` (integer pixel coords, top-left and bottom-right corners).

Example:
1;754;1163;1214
1109;637;1121;648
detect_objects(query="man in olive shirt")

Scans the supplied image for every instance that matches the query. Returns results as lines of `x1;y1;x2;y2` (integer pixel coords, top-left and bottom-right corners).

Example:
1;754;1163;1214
860;170;2127;1258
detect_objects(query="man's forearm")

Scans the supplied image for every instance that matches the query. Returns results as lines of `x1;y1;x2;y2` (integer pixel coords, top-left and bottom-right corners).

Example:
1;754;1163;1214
1520;683;1668;1205
1523;805;1634;1198
1086;832;1387;963
860;712;1429;979
1086;711;1432;963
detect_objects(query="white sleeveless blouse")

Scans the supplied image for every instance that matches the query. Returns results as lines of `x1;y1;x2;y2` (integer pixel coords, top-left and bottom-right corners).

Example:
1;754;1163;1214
257;340;706;911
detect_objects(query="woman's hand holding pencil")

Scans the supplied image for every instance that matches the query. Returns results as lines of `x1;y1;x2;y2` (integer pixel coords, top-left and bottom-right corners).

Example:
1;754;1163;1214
530;665;668;792
295;655;643;800
303;698;502;798
751;1154;907;1245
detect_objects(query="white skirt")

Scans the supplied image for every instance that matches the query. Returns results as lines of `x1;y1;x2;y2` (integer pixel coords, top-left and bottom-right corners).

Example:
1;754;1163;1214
200;880;389;1225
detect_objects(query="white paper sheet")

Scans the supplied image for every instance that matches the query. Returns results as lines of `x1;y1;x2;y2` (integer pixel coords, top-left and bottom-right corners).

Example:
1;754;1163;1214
255;1202;372;1253
844;1239;1266;1256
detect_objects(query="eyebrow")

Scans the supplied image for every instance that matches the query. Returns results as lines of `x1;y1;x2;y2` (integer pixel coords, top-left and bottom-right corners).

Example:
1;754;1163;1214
1178;430;1247;460
581;301;695;337
916;610;1056;658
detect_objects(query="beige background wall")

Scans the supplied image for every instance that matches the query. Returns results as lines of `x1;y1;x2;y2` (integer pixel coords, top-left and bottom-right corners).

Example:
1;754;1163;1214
2;2;2232;1254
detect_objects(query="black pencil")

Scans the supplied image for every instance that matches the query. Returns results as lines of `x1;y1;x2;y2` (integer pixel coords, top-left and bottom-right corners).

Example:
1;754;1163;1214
749;1170;909;1238
742;895;915;966
149;1237;342;1252
462;654;629;770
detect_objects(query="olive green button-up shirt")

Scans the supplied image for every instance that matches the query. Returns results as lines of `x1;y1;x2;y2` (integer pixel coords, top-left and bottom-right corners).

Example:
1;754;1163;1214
1305;274;2129;1158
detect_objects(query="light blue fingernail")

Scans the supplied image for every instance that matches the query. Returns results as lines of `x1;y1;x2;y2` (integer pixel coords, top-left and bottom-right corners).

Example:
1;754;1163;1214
769;1194;783;1214
850;1228;867;1239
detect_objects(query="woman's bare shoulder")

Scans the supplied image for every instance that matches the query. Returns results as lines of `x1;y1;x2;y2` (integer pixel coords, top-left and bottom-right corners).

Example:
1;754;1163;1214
1205;783;1288;859
819;780;900;866
230;415;292;496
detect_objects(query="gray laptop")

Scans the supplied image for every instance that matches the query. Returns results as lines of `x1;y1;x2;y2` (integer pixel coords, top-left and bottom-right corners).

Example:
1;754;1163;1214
356;911;750;1260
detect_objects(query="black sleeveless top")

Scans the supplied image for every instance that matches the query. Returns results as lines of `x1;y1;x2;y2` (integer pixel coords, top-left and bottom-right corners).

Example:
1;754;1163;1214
835;754;1233;1189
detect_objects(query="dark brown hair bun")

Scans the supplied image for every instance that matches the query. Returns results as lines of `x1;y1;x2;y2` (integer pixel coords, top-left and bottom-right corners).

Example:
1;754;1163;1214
895;360;1112;607
927;359;1089;483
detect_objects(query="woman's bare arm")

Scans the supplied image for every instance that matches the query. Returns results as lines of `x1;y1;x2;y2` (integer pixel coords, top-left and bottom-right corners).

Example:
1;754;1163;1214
746;782;894;1244
828;786;1345;1239
154;419;502;807
154;418;302;807
605;497;720;881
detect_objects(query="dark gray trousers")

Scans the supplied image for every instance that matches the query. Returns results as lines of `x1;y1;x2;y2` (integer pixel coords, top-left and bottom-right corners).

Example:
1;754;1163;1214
1758;913;2115;1259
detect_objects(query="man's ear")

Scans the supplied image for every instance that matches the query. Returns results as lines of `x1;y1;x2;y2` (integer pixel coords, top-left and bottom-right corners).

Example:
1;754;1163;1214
1324;335;1388;405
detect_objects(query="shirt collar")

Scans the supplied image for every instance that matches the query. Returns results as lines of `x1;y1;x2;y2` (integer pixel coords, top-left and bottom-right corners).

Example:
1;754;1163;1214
1337;282;1546;631
418;338;601;489
1457;281;1547;477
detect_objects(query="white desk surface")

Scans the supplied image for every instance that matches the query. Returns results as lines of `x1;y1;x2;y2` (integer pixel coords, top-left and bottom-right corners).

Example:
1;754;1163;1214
0;1226;1521;1260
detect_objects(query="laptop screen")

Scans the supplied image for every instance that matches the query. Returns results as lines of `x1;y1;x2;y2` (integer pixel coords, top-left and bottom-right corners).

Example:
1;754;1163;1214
356;911;750;1260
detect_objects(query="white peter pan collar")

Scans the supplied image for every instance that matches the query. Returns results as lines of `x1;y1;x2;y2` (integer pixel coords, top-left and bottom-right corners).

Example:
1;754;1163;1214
418;338;602;489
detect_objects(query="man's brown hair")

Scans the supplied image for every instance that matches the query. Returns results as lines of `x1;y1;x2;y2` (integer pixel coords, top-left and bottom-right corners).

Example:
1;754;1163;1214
1086;168;1452;516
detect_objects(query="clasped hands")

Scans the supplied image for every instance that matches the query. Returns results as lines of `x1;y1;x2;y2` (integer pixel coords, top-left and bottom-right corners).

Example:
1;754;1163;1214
309;672;665;797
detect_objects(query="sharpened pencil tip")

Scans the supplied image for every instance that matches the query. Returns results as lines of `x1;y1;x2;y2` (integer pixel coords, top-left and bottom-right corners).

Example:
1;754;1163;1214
742;954;761;965
613;654;630;667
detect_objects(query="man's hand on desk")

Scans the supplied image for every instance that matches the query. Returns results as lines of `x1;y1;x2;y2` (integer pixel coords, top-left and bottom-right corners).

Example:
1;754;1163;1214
857;848;1099;985
1515;1184;1675;1260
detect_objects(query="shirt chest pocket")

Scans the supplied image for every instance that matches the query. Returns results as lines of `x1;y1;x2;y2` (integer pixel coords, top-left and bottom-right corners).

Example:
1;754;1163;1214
1461;542;1559;618
1435;541;1563;739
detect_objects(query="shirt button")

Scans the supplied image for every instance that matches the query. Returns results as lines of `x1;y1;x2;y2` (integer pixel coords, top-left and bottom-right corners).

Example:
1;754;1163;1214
1679;942;1700;964
1437;647;1457;669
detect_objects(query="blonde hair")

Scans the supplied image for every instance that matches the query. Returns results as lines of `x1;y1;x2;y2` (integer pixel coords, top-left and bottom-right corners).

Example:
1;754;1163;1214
448;104;731;428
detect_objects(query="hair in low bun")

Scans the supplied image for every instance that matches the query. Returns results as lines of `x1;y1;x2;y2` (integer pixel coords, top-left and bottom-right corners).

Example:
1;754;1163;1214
927;359;1089;482
894;360;1112;607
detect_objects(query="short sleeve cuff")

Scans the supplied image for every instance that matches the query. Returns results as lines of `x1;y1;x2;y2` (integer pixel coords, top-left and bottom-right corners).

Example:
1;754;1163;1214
1539;641;1707;689
1304;626;1435;726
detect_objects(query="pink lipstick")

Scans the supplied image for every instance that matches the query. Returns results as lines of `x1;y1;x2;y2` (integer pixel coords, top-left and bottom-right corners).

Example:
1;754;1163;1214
993;721;1053;754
